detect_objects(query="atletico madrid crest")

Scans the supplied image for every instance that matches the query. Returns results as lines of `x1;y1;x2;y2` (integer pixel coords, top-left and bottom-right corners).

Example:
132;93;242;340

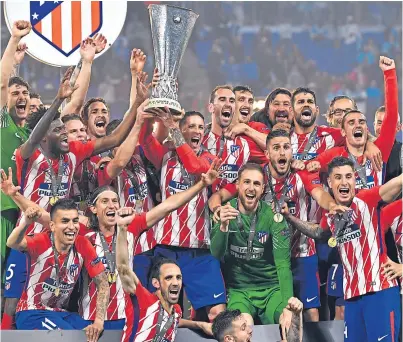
30;1;102;57
257;231;268;244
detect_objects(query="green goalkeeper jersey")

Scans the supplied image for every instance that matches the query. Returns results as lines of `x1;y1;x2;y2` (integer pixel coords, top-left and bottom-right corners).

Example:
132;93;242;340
0;106;30;211
210;199;293;302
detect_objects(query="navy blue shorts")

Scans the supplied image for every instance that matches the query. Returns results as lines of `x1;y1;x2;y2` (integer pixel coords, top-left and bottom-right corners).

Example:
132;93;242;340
344;287;401;342
4;249;28;298
16;310;91;330
133;246;226;310
327;263;344;306
85;319;125;330
292;255;320;309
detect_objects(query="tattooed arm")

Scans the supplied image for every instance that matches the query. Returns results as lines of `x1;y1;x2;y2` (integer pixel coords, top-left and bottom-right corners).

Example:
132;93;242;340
85;272;109;342
285;214;330;240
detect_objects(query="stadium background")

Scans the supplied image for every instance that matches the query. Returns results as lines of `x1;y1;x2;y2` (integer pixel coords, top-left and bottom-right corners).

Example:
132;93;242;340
1;1;402;131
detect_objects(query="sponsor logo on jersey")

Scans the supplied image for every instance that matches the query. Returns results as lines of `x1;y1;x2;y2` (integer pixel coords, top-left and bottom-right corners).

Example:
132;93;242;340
336;223;361;245
219;164;239;180
168;180;189;195
293;152;318;161
38;183;69;197
128;182;148;202
43;278;74;295
229;244;264;259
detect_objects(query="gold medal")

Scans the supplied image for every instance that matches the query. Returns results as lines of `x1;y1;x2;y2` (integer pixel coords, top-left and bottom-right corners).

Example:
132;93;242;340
49;196;59;206
328;237;337;248
135;199;143;213
55;287;60;297
112;273;117;283
108;272;116;284
273;213;283;223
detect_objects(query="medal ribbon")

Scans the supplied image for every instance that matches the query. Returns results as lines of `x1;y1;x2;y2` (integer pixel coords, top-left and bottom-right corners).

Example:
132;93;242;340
39;147;64;199
236;200;258;261
51;233;74;294
98;231;117;280
347;152;368;189
265;165;290;214
178;146;205;186
298;126;318;160
153;305;176;342
218;134;226;158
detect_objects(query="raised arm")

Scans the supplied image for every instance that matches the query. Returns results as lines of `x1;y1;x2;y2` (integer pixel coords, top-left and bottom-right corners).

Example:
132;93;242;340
374;56;399;162
116;208;140;294
129;49;146;106
380;173;403;203
0;168;50;226
280;297;303;342
11;43;28;77
6;207;41;251
19;67;79;160
104;107;155;179
62;35;107;116
145;158;221;228
1;21;31;107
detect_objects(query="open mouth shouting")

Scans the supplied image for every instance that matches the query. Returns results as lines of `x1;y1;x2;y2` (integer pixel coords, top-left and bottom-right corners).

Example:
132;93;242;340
189;135;201;149
277;157;288;168
60;135;69;149
352;128;364;140
94;117;107;131
239;107;250;121
168;286;180;302
105;210;116;223
338;186;351;201
244;192;256;206
15;101;27;116
221;107;233;125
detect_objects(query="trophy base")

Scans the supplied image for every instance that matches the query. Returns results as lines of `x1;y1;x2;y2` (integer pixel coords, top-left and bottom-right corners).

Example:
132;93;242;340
145;98;182;114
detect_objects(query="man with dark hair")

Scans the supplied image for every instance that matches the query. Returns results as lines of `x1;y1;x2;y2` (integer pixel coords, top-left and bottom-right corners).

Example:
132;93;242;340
136;102;227;322
116;162;222;341
250;88;293;129
326;95;357;129
209;130;342;322
83;97;110;139
374;105;402;183
210;162;293;327
284;156;402;342
6;200;109;341
61;114;88;142
29;92;43;114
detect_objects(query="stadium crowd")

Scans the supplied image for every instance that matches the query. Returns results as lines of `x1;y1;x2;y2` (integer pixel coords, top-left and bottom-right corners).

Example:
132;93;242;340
0;11;402;342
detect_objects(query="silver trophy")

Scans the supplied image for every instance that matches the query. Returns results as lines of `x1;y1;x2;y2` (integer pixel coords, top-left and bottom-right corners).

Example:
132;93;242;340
145;4;199;114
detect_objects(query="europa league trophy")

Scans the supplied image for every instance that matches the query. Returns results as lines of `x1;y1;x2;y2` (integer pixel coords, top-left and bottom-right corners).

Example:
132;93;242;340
145;4;199;113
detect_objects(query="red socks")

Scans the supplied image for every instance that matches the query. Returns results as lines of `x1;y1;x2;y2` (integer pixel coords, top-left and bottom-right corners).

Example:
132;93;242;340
1;313;15;330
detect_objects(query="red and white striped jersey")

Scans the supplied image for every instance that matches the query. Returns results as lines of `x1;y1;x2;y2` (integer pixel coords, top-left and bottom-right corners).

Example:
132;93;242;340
262;166;322;258
291;125;343;224
98;151;156;255
154;150;211;248
122;282;181;342
381;199;403;264
321;187;399;299
16;232;104;313
79;213;148;321
15;141;95;235
202;132;251;192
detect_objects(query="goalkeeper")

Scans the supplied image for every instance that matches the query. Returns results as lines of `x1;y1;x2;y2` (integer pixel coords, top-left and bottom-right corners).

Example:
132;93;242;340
210;163;293;326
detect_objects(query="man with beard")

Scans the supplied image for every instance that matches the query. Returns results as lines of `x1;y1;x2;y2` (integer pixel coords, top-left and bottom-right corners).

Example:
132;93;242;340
208;130;343;322
83;97;111;140
6;200;109;341
210;163;293;327
136;104;227;322
325;95;357;129
0;22;32;299
116;162;222;341
212;297;303;342
283;157;403;342
250;88;293;129
202;85;268;193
